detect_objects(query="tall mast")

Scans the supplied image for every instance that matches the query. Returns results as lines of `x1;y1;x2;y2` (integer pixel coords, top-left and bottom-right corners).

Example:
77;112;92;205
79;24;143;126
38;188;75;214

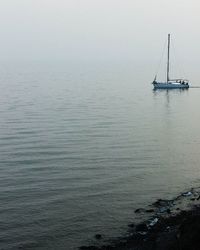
167;34;170;83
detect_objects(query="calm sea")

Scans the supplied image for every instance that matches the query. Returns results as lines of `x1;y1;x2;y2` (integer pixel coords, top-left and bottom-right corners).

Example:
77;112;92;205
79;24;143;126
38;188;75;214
1;61;200;249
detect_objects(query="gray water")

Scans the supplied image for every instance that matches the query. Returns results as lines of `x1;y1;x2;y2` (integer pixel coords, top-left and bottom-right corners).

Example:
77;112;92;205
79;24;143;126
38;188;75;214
1;62;200;250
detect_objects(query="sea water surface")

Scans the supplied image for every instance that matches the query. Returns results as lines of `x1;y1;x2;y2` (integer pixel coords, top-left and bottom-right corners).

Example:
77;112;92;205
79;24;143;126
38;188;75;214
1;61;200;250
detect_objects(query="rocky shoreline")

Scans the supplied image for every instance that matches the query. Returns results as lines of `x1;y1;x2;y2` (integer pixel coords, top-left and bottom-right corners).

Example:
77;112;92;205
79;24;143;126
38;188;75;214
80;187;200;250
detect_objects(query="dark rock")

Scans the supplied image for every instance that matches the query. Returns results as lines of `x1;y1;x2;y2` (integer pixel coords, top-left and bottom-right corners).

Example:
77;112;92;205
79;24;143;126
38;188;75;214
178;214;200;249
135;208;143;213
128;223;135;228
146;209;154;213
81;189;200;250
95;234;102;240
182;191;192;197
159;207;168;213
152;199;173;208
80;246;99;250
135;223;148;232
167;208;171;214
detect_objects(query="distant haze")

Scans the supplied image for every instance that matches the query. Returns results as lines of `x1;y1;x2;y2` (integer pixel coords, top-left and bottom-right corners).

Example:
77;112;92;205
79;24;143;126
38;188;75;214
0;0;200;82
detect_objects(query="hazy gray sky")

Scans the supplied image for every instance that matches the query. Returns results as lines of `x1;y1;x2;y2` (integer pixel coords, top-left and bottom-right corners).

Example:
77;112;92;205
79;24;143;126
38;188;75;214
0;0;200;68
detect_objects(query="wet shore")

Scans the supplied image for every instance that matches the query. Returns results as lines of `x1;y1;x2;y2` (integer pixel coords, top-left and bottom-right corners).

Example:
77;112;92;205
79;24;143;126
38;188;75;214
80;187;200;250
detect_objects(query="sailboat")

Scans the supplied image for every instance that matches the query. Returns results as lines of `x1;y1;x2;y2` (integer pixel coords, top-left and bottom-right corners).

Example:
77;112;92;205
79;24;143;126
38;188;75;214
152;34;189;89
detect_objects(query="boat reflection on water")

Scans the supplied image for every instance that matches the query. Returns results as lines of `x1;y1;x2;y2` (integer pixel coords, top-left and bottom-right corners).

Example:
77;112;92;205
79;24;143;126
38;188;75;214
152;87;189;109
153;87;189;93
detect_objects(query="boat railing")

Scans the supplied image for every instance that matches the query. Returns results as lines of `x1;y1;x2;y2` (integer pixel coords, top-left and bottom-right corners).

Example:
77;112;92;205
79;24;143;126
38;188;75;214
170;78;189;82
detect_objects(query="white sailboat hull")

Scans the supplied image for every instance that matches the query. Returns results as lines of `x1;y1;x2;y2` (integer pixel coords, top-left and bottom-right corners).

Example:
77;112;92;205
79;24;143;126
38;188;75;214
153;82;189;89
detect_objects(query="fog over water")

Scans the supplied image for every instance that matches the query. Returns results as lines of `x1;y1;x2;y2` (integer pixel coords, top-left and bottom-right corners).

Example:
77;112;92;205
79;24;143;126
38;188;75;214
0;1;200;72
1;1;200;250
